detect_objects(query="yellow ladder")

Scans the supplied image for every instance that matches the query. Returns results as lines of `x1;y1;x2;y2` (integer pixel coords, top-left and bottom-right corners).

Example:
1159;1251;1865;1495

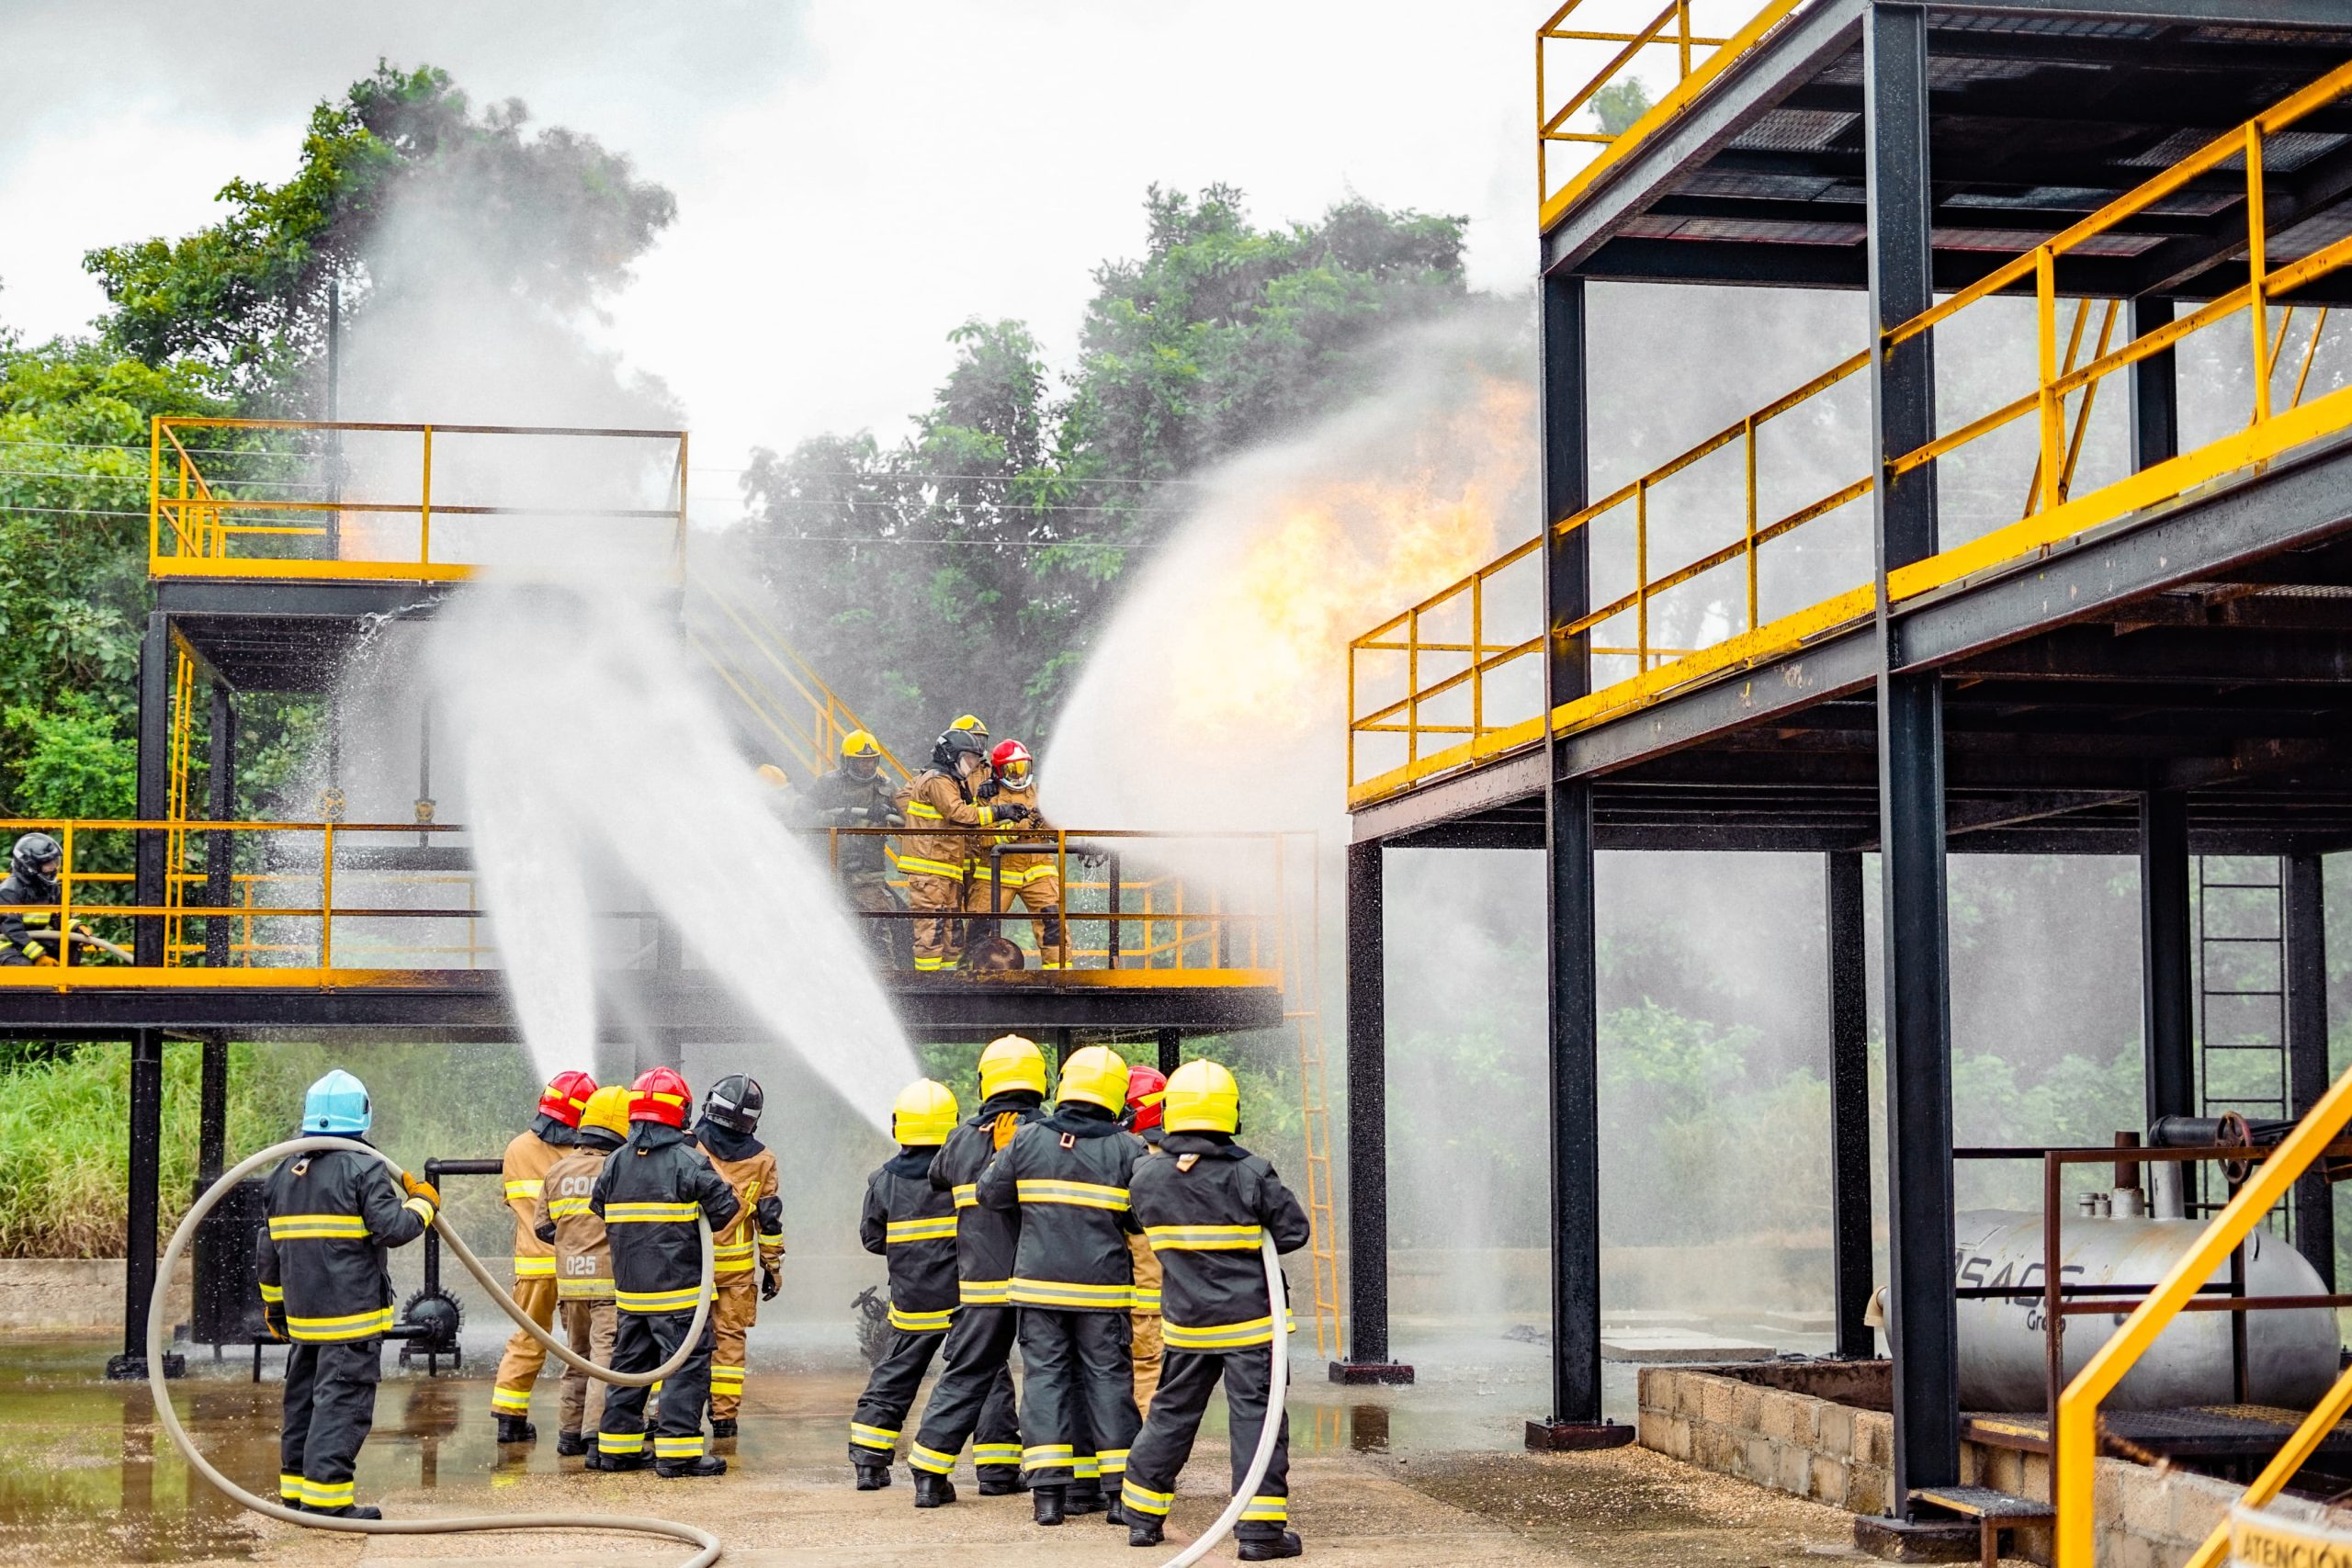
683;570;910;785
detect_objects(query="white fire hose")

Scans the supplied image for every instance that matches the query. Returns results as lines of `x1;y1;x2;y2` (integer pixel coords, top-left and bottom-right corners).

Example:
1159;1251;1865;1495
151;1137;1293;1568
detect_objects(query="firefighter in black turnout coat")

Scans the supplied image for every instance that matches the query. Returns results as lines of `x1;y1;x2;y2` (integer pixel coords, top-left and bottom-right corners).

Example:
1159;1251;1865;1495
254;1070;438;1518
846;1079;967;1487
976;1043;1148;1528
589;1066;740;1478
907;1034;1041;1506
1120;1059;1313;1560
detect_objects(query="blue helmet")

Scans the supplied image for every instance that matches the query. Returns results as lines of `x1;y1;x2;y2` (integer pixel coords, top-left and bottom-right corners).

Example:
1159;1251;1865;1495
301;1069;372;1134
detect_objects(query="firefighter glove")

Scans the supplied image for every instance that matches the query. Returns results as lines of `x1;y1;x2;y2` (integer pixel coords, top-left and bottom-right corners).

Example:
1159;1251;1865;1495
30;953;54;967
761;1263;782;1302
401;1171;442;1208
264;1305;287;1341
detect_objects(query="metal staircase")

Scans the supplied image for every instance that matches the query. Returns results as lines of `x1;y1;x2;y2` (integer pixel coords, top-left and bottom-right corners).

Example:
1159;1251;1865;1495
2198;855;2290;1124
682;568;910;785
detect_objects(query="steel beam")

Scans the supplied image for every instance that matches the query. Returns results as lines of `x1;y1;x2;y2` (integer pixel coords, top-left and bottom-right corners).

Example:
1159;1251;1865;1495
2285;852;2334;1289
1867;2;1959;1511
198;1032;228;1190
1826;851;1876;1360
2142;791;2198;1122
1156;1027;1181;1077
1335;840;1409;1383
106;1030;179;1380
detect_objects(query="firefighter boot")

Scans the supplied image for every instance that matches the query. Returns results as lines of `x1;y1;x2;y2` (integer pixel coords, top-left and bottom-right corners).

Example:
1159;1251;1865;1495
1067;1479;1106;1515
657;1454;728;1479
710;1417;738;1440
313;1506;384;1521
854;1461;892;1491
495;1416;537;1445
1106;1496;1128;1527
1238;1532;1305;1561
1129;1517;1166;1549
556;1431;588;1458
585;1450;648;1472
913;1471;957;1508
1033;1485;1067;1527
978;1474;1025;1496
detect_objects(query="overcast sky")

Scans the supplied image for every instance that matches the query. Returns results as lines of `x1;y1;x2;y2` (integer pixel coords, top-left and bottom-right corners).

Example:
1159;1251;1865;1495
1;2;1544;519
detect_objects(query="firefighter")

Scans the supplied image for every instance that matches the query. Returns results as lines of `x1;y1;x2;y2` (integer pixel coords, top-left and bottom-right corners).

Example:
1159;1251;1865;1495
948;714;989;742
906;1034;1038;1506
895;728;1031;973
590;1066;739;1477
975;1043;1147;1528
971;739;1065;967
692;1073;786;1438
0;831;96;966
846;1078;963;1489
532;1084;631;1457
254;1069;437;1517
1122;1065;1170;1414
805;729;907;965
1121;1060;1312;1560
490;1069;597;1443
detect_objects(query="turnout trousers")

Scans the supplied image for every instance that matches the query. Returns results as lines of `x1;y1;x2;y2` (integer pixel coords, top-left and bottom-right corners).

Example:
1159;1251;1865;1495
845;871;910;967
555;1299;617;1438
279;1338;381;1514
1121;1345;1291;1543
708;1276;757;1421
908;874;964;972
597;1307;716;1464
1015;1307;1137;1492
907;1303;1023;1483
1132;1309;1165;1414
490;1274;559;1420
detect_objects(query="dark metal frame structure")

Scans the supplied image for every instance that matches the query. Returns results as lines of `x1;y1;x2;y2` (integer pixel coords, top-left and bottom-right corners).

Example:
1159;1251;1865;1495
1343;0;2352;1517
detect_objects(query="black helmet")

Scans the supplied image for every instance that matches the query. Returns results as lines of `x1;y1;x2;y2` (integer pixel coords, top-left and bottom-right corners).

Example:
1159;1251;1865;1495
931;728;989;773
704;1073;764;1134
10;832;61;891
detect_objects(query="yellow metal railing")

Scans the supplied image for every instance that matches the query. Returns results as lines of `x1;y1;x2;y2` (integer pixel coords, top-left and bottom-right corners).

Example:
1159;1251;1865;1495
684;570;912;785
149;418;688;582
2054;1069;2352;1568
1355;59;2352;808
1537;0;1803;230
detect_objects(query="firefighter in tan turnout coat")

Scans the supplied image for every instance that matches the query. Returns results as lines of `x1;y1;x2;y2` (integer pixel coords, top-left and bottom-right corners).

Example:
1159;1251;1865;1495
532;1083;630;1455
491;1069;596;1442
694;1073;786;1436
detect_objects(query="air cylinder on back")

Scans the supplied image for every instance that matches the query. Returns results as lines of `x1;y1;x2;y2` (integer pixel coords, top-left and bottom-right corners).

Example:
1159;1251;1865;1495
1952;1207;2338;1411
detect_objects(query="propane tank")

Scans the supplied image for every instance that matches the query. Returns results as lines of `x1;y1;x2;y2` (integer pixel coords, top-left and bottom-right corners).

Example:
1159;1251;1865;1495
1952;1207;2337;1411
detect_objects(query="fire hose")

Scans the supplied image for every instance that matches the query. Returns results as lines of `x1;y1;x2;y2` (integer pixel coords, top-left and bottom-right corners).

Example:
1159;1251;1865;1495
151;1136;1292;1568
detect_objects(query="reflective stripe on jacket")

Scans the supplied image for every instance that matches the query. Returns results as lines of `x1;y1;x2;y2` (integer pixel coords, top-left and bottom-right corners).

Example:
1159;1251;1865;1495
893;769;997;881
589;1122;740;1314
970;780;1055;887
697;1139;785;1277
534;1144;616;1301
502;1126;565;1278
976;1107;1146;1311
929;1092;1044;1305
254;1145;432;1342
1128;1132;1311;1350
861;1149;959;1321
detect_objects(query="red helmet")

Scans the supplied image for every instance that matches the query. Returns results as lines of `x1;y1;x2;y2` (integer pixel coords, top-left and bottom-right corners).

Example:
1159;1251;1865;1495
629;1066;693;1128
1125;1065;1169;1134
538;1069;597;1127
989;739;1033;791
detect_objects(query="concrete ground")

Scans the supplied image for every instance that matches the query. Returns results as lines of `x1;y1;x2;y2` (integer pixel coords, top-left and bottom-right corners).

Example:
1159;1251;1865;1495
0;1330;1883;1568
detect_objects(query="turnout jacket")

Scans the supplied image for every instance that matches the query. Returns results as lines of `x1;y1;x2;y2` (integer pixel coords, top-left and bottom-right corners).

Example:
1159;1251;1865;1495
254;1145;435;1342
588;1122;740;1315
976;1102;1147;1312
1128;1132;1312;1351
803;765;900;875
860;1146;960;1332
532;1128;623;1302
972;778;1055;890
930;1089;1046;1305
893;768;1001;882
695;1122;786;1279
0;872;88;965
500;1114;571;1281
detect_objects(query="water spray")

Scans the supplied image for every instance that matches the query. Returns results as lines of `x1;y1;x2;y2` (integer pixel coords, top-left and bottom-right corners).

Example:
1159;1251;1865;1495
154;1142;1291;1566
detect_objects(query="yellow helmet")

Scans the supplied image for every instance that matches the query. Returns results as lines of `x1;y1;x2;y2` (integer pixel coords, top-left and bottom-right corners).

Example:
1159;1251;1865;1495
978;1034;1046;1100
1057;1044;1130;1112
756;762;791;788
892;1078;959;1146
842;729;882;760
1163;1059;1240;1134
580;1084;634;1141
950;713;989;739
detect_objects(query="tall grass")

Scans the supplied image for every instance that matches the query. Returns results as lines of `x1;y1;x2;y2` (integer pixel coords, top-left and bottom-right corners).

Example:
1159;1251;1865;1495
0;1039;537;1258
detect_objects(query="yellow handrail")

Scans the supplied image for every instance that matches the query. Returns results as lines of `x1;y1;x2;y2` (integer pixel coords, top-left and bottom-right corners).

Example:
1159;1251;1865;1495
1355;56;2352;809
2053;1062;2352;1566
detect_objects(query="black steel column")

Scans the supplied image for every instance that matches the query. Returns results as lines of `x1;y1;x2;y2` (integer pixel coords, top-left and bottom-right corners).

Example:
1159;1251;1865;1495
1826;851;1875;1359
204;682;236;966
1155;1028;1181;1077
134;612;170;967
2141;792;2196;1122
1335;838;1408;1382
198;1034;229;1188
107;1030;179;1379
1865;2;1958;1513
2286;852;2334;1287
2129;296;2178;473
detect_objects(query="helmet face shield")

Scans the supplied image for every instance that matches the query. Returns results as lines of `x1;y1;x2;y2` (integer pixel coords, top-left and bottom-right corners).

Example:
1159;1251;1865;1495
1000;758;1031;789
846;752;880;781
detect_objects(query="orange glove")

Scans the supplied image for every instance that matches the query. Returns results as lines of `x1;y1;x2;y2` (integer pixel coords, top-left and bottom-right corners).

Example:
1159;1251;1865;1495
30;953;54;967
401;1171;441;1208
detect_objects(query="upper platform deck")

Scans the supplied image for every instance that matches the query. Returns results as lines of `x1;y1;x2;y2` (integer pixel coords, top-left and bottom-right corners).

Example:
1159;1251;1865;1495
1349;13;2352;854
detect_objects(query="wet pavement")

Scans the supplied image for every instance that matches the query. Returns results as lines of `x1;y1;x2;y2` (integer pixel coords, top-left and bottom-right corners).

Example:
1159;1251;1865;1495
0;1327;1879;1567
